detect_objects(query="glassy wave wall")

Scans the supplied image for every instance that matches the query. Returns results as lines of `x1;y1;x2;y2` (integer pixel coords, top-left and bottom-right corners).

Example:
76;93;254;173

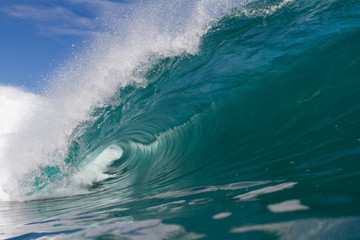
0;0;360;239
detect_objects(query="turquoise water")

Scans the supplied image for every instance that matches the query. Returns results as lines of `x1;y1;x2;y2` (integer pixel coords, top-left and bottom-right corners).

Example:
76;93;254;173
1;0;360;239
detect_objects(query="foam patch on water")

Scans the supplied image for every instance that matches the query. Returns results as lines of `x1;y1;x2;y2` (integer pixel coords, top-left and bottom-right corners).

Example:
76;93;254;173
146;200;186;212
231;217;360;239
153;181;269;199
82;219;204;239
267;199;309;213
212;212;232;220
234;182;297;201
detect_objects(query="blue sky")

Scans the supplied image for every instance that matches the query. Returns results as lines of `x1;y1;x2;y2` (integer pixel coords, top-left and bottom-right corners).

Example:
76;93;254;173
0;0;130;92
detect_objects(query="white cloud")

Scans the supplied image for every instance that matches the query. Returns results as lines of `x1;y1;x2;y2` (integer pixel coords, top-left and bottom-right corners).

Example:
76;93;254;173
0;1;128;37
68;0;127;15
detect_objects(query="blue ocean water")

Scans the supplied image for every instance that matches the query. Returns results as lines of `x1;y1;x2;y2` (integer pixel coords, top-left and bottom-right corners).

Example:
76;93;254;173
0;0;360;239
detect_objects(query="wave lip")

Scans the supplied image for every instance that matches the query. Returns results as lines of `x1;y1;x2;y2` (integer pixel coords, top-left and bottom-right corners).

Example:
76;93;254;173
0;0;255;201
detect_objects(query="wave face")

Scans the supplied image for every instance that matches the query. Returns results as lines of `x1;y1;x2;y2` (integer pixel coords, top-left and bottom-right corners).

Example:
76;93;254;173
1;0;360;239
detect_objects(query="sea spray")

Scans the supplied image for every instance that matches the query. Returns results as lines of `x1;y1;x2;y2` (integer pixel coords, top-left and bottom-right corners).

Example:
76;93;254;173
0;0;359;238
0;0;254;201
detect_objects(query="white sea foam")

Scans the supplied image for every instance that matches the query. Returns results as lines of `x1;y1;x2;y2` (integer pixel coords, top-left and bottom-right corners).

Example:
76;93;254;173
72;145;123;187
231;217;360;239
267;199;309;213
238;0;295;17
212;212;232;219
234;182;297;201
83;219;204;239
0;0;252;201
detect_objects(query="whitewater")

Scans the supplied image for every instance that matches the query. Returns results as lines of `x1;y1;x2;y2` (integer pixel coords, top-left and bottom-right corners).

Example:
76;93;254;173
1;0;360;239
